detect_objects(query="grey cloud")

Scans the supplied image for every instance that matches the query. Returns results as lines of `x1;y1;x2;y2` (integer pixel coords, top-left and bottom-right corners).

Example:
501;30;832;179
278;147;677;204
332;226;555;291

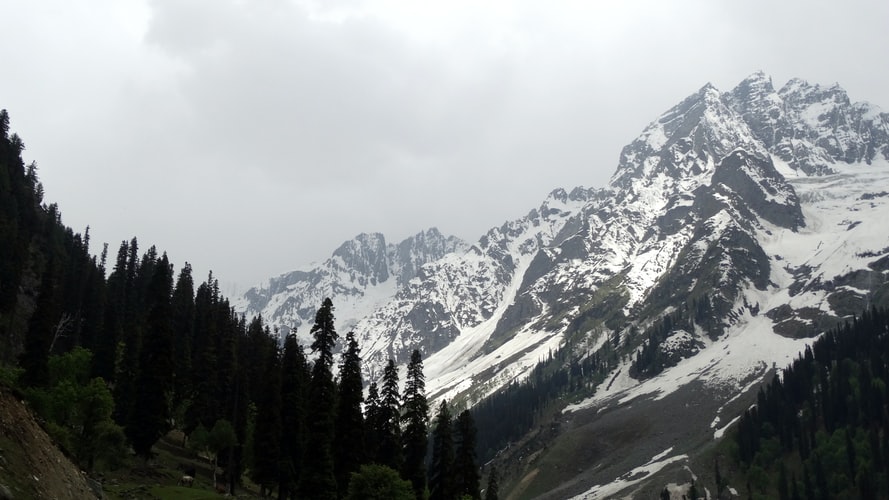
2;0;886;288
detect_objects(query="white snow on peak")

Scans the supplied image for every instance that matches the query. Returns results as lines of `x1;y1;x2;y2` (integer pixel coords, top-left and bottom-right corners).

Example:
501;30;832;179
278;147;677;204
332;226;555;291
566;157;889;441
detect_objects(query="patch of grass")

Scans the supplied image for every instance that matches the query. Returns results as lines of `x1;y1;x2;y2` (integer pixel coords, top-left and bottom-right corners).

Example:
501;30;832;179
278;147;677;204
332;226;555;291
99;432;258;500
151;485;227;500
104;482;227;500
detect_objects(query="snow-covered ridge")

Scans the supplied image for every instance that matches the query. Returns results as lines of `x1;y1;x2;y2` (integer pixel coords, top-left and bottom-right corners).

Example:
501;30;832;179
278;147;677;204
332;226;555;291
233;227;467;345
237;74;889;418
418;74;889;405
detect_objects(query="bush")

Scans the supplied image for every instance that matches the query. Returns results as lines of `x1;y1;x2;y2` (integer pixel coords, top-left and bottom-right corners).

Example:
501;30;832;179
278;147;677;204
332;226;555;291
346;464;415;500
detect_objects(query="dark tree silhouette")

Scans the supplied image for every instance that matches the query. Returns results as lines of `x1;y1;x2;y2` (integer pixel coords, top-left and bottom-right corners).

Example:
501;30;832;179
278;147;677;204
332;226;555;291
127;253;174;458
379;358;403;471
454;409;481;499
402;349;429;500
279;333;309;498
301;298;339;500
429;400;455;500
335;331;365;496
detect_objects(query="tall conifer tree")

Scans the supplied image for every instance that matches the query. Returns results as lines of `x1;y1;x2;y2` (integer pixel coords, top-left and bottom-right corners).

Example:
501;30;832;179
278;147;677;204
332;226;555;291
454;409;481;499
484;466;499;500
301;298;339;500
170;263;195;413
280;333;309;498
213;301;239;429
252;338;282;496
114;239;146;427
335;331;365;496
380;359;403;471
365;381;384;464
93;241;128;383
402;349;429;500
127;253;174;458
186;278;219;432
429;400;455;500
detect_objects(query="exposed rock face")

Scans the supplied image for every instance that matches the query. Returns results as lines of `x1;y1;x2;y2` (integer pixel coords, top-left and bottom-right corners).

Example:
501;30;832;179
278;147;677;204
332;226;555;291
0;387;99;499
234;227;466;342
726;71;889;175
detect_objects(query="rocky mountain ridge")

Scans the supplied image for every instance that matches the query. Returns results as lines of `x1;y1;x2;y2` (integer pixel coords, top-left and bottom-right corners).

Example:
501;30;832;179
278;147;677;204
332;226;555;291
236;73;889;409
235;227;467;341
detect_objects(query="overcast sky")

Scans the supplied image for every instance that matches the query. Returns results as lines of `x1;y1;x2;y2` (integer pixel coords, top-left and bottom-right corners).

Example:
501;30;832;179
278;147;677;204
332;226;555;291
2;0;887;293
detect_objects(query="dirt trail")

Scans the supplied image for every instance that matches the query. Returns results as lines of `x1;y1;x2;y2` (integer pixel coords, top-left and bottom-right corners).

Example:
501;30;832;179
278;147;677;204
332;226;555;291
0;386;99;499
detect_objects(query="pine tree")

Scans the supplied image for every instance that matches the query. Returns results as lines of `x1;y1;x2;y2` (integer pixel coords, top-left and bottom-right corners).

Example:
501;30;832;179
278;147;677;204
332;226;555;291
402;350;429;500
311;297;339;368
335;331;365;496
365;381;384;464
78;251;106;357
244;316;271;410
170;263;195;417
92;240;128;383
429;400;455;500
0;109;42;336
212;299;239;444
379;358;403;471
228;314;251;497
126;253;174;458
454;409;481;499
113;238;147;427
301;298;339;500
279;333;309;499
252;338;282;496
186;278;220;432
484;466;499;500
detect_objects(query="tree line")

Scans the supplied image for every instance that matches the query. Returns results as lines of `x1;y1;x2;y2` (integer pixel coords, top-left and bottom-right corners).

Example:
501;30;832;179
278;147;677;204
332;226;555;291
472;325;624;466
0;109;501;498
733;306;889;499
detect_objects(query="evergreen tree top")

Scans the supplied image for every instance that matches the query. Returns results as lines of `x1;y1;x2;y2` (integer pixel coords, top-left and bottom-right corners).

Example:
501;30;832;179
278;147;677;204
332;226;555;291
310;298;339;369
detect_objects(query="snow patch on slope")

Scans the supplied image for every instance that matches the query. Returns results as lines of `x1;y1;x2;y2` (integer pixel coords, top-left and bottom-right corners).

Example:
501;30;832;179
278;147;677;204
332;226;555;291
565;298;811;413
424;231;567;406
569;449;689;500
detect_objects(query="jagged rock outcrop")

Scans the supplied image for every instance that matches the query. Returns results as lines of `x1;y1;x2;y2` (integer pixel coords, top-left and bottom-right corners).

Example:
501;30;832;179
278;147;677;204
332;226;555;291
234;228;466;341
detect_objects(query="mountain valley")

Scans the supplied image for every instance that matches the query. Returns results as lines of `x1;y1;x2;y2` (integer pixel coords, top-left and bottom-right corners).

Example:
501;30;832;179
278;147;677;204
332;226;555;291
236;72;889;498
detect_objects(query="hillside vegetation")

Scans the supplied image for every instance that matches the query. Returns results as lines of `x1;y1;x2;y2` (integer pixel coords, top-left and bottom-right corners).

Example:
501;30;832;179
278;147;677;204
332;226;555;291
0;109;486;499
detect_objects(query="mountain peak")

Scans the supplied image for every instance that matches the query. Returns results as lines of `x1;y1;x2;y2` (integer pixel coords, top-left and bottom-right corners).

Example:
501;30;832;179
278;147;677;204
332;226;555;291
698;81;719;94
610;79;765;191
393;227;468;286
331;232;390;284
731;71;776;98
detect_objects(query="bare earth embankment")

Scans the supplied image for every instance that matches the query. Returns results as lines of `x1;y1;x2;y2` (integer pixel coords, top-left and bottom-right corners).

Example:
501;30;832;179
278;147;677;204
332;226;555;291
0;386;99;499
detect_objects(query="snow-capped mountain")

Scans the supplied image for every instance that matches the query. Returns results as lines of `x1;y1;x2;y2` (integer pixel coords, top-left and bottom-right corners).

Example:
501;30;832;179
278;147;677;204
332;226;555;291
394;73;887;405
234;228;467;344
238;72;889;496
240;73;888;397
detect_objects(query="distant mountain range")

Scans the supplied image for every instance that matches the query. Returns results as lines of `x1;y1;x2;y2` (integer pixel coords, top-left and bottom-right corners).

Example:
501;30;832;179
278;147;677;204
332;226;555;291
235;72;889;497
